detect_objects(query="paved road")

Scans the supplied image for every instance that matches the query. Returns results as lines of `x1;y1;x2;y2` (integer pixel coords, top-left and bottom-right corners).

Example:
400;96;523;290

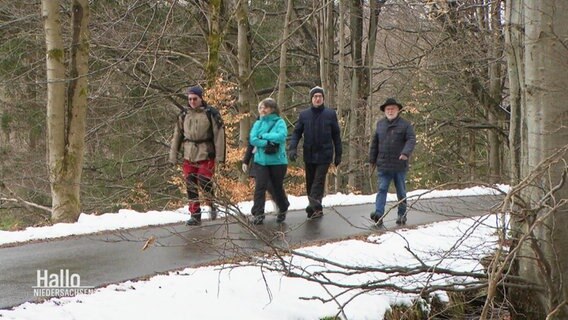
0;195;502;309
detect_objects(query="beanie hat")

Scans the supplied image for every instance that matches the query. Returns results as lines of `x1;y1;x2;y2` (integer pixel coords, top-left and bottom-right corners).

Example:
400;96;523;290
379;98;403;112
187;86;203;99
309;86;325;99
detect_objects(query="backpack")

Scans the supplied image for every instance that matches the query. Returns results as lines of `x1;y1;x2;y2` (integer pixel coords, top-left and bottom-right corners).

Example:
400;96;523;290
179;105;223;143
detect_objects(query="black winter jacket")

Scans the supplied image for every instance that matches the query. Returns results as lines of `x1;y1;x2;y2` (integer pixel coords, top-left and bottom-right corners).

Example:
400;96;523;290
369;116;416;172
289;105;342;164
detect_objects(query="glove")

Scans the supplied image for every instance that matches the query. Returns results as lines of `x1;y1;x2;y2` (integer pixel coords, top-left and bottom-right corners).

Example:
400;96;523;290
288;150;297;162
242;163;248;173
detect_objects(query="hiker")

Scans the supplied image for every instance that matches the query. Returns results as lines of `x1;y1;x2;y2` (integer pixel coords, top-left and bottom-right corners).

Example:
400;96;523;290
288;86;342;219
369;98;416;226
242;114;289;214
169;85;226;226
248;98;289;225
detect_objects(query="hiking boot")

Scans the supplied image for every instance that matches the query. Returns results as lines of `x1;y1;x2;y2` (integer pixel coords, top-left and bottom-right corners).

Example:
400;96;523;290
251;215;265;225
309;210;323;220
370;212;383;223
186;214;202;226
305;206;315;219
276;212;287;223
396;215;407;225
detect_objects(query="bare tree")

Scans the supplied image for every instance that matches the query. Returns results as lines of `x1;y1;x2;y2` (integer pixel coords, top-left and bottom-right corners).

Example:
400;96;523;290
347;0;364;190
42;0;90;222
504;1;568;318
504;0;524;185
234;0;256;150
277;0;294;109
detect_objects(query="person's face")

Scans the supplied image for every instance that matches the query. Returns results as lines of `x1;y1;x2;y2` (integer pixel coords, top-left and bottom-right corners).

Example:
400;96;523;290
384;105;400;120
188;94;202;109
311;93;324;107
259;104;272;116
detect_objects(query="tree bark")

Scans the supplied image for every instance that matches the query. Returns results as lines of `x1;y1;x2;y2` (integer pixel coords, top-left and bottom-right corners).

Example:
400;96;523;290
335;0;348;191
347;0;364;190
277;0;294;109
43;0;90;222
514;1;568;318
505;0;524;185
487;0;504;184
235;0;255;150
205;0;222;88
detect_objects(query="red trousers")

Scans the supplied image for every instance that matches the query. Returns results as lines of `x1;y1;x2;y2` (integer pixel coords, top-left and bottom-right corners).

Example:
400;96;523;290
182;159;215;215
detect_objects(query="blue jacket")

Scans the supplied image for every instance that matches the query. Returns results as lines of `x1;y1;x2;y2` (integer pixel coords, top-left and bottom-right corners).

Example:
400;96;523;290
369;116;416;172
250;114;288;166
289;105;342;164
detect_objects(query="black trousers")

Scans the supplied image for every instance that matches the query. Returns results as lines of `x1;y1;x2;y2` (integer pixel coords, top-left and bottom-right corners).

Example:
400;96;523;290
251;164;289;216
305;163;330;211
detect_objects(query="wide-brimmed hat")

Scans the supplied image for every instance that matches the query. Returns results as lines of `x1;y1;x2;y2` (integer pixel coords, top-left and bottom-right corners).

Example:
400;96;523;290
379;98;403;112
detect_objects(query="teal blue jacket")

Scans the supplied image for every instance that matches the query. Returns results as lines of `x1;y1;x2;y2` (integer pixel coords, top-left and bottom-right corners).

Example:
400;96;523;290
249;114;288;166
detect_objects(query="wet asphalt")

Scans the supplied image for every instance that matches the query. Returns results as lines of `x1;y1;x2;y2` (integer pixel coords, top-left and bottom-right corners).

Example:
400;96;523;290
0;195;503;309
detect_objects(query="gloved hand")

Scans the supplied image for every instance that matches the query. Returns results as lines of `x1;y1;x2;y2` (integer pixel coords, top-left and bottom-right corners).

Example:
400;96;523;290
242;163;248;173
334;157;341;167
287;150;297;162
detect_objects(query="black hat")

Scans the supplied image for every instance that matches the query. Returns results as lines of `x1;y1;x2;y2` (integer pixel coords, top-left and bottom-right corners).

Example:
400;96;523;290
379;98;403;112
309;86;325;99
186;86;203;99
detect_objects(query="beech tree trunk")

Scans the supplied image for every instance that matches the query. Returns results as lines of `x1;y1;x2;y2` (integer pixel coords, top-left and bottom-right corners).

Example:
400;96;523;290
512;1;568;318
505;0;524;185
277;0;294;109
347;0;363;190
205;0;222;88
235;0;255;150
42;0;90;222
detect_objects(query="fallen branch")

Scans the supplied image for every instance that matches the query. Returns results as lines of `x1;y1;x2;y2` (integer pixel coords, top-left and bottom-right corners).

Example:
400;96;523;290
0;197;52;213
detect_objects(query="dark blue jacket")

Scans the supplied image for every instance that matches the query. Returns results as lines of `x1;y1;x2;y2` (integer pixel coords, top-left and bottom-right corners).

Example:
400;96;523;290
369;116;416;172
289;105;342;164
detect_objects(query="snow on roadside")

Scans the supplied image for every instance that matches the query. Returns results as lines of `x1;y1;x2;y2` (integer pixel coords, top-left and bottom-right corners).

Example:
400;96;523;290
0;216;501;320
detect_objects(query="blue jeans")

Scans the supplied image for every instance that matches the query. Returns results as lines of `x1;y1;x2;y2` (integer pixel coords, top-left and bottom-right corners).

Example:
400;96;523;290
374;170;407;218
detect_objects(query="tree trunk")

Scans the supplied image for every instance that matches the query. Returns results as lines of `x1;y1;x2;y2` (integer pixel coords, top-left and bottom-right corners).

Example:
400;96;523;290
205;0;222;88
335;0;347;191
505;0;524;185
235;0;255;151
487;0;504;184
514;1;568;318
347;0;363;190
277;0;294;109
324;0;334;108
362;0;384;193
42;0;90;222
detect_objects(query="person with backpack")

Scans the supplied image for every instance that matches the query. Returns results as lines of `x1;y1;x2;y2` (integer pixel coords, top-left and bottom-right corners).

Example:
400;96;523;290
169;85;226;226
288;86;342;220
248;98;289;225
369;98;416;226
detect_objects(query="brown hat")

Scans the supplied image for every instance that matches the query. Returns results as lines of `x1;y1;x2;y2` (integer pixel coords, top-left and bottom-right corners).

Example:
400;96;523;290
379;98;403;112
